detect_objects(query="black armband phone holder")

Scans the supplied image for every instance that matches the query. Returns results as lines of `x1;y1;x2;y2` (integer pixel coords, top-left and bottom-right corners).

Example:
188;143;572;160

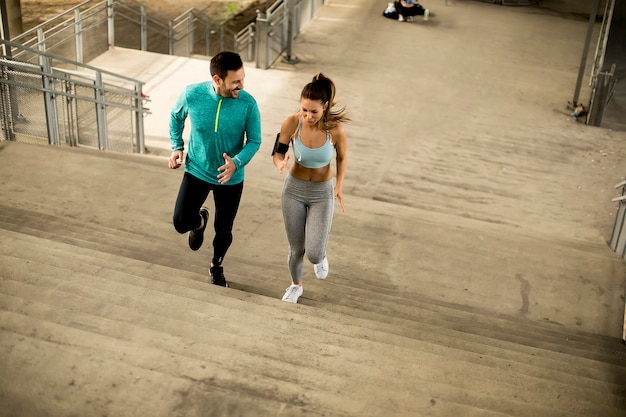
272;132;290;155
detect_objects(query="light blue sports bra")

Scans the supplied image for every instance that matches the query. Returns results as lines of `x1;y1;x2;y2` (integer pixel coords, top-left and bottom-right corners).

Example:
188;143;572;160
291;118;334;169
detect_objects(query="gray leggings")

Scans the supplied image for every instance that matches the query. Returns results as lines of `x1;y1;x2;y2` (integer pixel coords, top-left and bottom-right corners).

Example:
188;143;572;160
282;173;334;283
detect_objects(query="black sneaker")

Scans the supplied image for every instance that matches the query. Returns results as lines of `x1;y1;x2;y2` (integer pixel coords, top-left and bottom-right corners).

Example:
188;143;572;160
188;207;209;251
210;265;228;287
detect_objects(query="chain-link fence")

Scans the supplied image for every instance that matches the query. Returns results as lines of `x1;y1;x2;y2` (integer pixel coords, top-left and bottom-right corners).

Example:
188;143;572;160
12;1;110;67
1;39;147;153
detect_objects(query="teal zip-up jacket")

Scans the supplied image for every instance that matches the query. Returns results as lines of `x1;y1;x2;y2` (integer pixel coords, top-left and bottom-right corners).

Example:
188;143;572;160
169;81;262;185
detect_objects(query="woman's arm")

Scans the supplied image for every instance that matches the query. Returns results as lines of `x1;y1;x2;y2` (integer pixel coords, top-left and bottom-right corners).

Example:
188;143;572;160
332;124;347;212
272;114;298;173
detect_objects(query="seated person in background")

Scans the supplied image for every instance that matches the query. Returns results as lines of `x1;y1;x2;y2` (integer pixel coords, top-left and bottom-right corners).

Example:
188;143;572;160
394;0;430;22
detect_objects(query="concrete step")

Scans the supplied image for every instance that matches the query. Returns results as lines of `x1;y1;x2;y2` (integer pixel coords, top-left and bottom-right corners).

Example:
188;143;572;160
1;206;623;363
2;227;626;416
0;244;519;416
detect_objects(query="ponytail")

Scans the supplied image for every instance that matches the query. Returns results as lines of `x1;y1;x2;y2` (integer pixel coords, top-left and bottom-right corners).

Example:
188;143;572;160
300;73;350;129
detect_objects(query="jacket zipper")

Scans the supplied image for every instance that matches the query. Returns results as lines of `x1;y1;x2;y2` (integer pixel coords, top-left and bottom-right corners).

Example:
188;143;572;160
214;98;222;132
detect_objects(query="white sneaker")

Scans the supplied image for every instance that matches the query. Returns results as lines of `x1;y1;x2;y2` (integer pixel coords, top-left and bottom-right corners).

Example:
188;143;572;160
398;15;404;22
314;256;329;279
406;16;414;22
282;284;303;303
423;9;429;21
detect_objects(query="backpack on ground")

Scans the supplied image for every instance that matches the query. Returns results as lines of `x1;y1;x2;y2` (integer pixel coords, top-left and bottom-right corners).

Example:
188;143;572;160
382;2;399;19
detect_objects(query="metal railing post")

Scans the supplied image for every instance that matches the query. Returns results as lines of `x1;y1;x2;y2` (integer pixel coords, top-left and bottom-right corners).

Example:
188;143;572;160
74;9;84;63
610;180;626;255
94;71;109;150
107;0;115;48
40;55;61;145
140;5;147;51
37;27;45;52
285;0;295;62
135;83;145;154
188;13;194;56
169;21;174;55
570;0;601;108
254;11;268;69
0;0;11;58
0;65;16;141
245;24;255;61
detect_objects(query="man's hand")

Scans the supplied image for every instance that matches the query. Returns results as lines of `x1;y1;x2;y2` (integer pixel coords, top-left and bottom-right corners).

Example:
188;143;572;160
169;150;183;169
217;153;237;184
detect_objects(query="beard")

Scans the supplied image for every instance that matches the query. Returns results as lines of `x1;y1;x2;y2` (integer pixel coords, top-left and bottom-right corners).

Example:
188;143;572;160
218;86;241;98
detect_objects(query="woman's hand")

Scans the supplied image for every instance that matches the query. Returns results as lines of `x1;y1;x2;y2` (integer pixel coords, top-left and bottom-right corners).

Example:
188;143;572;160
334;188;345;212
275;153;291;174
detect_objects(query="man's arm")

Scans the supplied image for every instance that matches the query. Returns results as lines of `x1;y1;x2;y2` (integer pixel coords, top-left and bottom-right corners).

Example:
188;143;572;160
169;88;188;151
231;103;262;169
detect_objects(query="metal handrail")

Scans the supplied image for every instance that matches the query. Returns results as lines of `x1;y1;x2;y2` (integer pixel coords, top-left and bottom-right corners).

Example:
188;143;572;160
1;38;145;90
14;0;104;43
0;37;148;152
1;0;329;153
0;60;145;110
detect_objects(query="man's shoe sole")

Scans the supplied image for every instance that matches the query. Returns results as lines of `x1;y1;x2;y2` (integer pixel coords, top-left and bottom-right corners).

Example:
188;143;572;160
188;208;209;251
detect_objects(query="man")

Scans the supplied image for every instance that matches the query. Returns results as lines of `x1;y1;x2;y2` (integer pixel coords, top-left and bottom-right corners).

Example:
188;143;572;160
168;51;261;287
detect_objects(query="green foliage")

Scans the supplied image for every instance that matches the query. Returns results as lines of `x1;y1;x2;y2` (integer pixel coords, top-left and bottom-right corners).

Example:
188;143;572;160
225;3;239;15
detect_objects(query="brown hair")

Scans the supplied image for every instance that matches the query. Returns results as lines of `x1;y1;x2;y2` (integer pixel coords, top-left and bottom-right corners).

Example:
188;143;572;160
300;73;350;129
210;51;243;80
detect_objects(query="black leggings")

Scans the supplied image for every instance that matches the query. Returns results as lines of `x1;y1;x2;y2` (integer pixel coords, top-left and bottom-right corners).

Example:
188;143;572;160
173;172;243;266
394;1;426;17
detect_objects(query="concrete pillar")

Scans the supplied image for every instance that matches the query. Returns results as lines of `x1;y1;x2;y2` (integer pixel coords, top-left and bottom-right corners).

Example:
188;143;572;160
1;0;24;39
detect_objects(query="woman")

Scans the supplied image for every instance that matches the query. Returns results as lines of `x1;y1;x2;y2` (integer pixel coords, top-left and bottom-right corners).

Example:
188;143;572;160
272;73;349;303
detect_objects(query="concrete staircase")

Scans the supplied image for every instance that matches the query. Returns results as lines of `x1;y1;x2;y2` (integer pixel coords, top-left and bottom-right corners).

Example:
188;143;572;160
1;142;625;417
3;0;626;415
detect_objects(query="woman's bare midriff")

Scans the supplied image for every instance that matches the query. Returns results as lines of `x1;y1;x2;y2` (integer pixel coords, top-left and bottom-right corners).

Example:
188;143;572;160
290;163;332;182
